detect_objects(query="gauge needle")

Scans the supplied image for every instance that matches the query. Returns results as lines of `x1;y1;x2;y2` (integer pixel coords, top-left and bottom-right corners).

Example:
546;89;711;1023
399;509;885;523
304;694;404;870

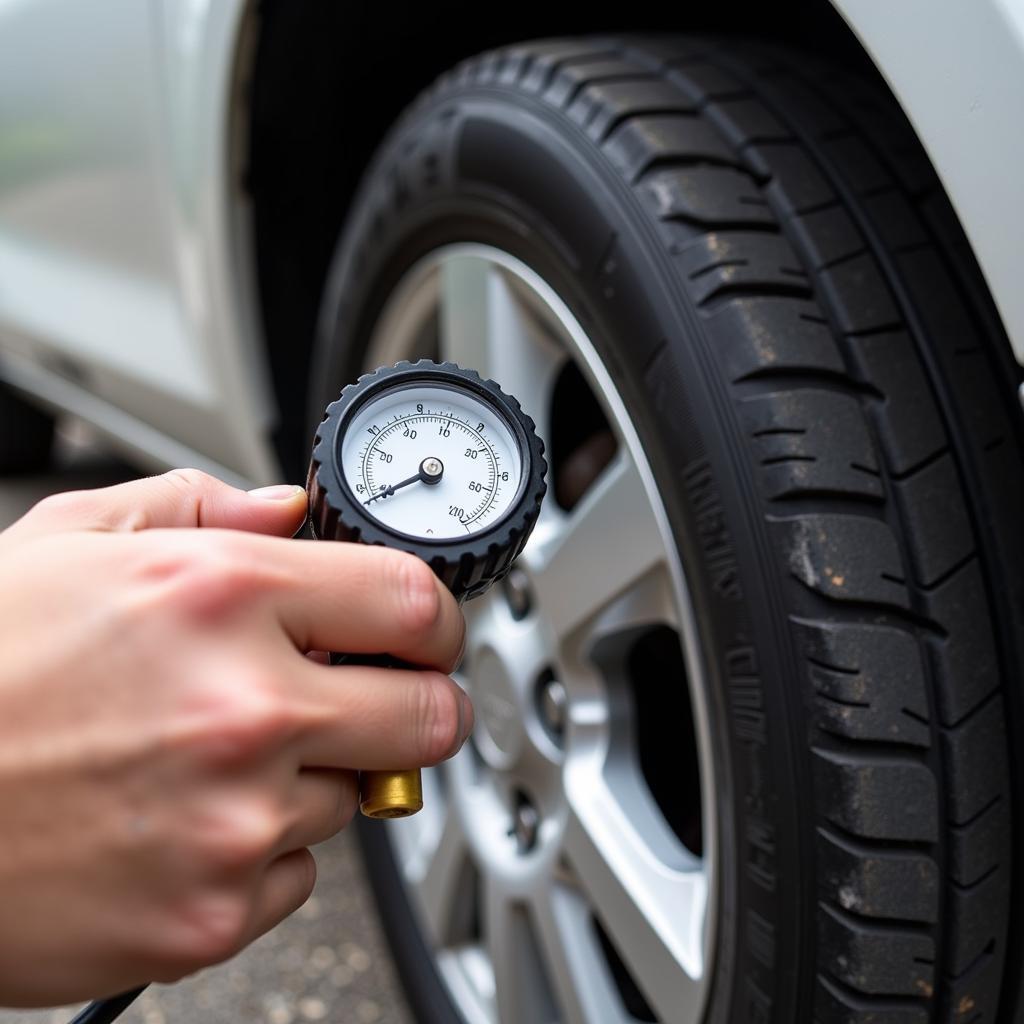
364;457;444;504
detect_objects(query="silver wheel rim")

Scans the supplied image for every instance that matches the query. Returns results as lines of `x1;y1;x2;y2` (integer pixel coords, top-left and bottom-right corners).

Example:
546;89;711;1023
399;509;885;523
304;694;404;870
365;245;718;1024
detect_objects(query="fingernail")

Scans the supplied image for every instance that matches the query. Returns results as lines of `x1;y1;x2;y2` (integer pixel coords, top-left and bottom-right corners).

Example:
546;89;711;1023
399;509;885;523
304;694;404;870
459;689;474;744
445;685;474;759
248;484;305;501
453;629;467;673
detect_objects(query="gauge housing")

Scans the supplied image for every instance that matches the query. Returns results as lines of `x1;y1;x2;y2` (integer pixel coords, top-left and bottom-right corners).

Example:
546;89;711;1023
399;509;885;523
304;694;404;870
308;360;547;599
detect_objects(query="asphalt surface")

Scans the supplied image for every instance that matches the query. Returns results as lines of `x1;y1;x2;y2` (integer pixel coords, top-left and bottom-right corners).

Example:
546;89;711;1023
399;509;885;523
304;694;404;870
0;426;411;1024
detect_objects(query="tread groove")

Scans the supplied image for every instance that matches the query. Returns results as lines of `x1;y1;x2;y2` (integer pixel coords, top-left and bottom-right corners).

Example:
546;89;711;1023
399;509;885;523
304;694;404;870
818;897;933;935
817;822;933;858
817;691;869;710
687;257;748;280
752;426;807;438
764;492;887;515
943;943;995;984
886;446;951;482
761;453;816;466
949;795;1001;832
593;104;699;143
945;686;1001;733
807;654;859;677
790;577;948;637
817;972;929;1013
915;552;977;594
948;863;999;895
733;366;884;400
697;280;812;310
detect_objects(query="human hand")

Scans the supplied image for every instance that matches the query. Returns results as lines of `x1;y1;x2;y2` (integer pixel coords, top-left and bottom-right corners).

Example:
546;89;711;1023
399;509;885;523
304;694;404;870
0;469;469;1005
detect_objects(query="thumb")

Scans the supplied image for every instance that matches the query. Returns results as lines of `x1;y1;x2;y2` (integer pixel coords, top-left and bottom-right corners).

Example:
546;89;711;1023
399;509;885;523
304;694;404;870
5;468;308;541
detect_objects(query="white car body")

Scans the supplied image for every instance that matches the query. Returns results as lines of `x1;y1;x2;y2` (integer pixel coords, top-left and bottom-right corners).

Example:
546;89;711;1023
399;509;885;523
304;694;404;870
835;0;1024;409
0;0;1021;483
0;0;265;484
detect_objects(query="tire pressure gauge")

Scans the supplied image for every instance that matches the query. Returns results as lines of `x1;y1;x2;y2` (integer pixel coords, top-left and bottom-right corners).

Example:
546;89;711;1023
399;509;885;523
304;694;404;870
67;364;543;1024
307;360;547;818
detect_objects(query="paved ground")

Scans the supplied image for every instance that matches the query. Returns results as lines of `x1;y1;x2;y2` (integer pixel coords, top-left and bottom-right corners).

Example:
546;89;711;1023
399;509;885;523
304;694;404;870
0;426;411;1024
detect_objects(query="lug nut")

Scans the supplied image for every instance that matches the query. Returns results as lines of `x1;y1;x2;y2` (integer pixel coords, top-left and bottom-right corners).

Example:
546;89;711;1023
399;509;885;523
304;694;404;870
511;791;540;853
503;566;533;620
537;670;567;739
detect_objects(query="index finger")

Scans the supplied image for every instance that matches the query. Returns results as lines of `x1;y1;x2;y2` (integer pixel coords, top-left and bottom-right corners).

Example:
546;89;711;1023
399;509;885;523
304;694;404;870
3;469;307;542
255;536;465;673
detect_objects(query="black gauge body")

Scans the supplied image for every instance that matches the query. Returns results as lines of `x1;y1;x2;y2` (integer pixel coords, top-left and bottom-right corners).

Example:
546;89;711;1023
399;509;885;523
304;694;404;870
307;360;546;600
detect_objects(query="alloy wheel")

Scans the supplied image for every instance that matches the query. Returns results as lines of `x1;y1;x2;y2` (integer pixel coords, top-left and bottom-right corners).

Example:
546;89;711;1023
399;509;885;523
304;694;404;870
364;245;718;1024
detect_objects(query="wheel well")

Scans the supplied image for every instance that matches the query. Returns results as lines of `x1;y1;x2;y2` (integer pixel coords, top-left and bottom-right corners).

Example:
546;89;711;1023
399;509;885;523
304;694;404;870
245;0;867;476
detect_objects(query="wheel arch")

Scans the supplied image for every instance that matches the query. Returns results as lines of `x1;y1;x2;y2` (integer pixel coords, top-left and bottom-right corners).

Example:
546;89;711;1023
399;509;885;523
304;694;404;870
240;0;882;477
833;0;1024;372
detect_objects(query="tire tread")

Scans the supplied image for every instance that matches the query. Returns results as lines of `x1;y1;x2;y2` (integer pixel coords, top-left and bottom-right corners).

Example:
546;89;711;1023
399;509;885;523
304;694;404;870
410;34;1022;1022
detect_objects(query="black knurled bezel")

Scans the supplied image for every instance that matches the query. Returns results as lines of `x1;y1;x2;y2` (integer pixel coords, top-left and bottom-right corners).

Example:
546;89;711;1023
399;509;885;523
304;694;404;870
307;360;547;600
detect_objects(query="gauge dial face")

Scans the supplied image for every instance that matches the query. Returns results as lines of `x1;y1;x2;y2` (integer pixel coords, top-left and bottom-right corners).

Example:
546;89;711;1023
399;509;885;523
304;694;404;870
339;384;523;540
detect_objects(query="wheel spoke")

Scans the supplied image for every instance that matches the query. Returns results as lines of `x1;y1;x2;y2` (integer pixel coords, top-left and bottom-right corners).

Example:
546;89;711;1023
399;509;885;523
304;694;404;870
395;763;478;948
406;808;474;945
563;766;708;1022
439;253;491;370
521;450;669;641
439;252;564;441
529;882;627;1024
483;877;564;1024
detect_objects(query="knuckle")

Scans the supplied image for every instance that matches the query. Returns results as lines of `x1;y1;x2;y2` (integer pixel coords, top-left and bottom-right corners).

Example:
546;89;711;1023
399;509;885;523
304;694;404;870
327;774;359;834
333;796;358;834
158;891;251;973
186;678;293;768
194;799;283;874
30;489;89;523
292;847;318;901
281;849;318;918
143;536;257;622
162;467;217;494
393;553;441;637
285;774;358;843
417;672;463;765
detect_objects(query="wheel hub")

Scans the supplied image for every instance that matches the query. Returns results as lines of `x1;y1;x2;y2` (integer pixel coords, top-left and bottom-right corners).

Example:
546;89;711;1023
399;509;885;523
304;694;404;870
470;644;523;765
459;579;568;818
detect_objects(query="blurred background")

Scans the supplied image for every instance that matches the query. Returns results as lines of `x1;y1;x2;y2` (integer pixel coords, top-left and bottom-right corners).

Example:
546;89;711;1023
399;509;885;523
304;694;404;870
0;426;411;1024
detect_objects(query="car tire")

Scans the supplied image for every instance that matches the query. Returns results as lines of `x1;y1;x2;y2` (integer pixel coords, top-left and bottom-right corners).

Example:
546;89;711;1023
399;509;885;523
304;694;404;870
313;36;1024;1023
0;383;54;474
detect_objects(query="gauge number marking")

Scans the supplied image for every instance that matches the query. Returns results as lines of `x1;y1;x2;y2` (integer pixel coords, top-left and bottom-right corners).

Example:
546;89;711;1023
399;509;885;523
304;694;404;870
359;413;503;528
